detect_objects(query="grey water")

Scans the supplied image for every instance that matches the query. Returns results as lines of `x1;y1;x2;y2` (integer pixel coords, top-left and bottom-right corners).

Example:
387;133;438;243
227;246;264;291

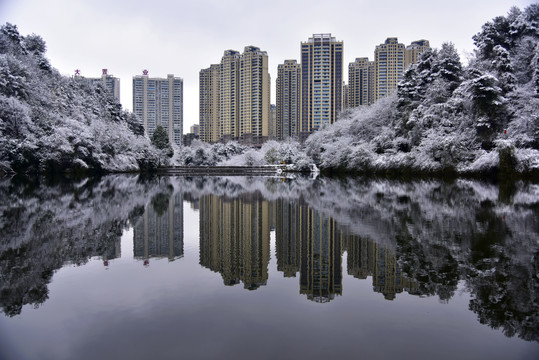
0;174;538;360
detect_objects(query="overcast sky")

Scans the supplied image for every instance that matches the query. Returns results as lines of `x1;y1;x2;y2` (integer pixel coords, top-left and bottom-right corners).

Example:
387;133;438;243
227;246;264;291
1;0;535;131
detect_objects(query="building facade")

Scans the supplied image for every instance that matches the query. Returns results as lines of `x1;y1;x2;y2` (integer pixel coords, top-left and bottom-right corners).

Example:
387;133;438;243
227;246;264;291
239;46;270;144
269;104;276;140
300;34;343;141
199;64;220;143
219;50;241;142
374;37;405;101
276;59;301;140
405;39;431;69
348;57;375;107
201;47;270;145
133;71;183;145
89;69;120;101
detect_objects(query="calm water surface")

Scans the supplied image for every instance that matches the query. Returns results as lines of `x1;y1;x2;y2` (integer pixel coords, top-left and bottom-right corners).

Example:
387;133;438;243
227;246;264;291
0;175;538;360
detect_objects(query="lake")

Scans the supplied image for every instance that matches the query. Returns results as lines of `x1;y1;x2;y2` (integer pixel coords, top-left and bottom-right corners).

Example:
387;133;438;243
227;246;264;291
0;174;538;360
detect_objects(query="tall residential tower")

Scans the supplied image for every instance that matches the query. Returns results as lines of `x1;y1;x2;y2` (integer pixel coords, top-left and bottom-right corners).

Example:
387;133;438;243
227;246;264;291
199;64;220;143
133;71;183;145
219;50;241;142
374;37;405;102
276;59;301;140
239;46;270;144
300;34;343;141
348;57;375;107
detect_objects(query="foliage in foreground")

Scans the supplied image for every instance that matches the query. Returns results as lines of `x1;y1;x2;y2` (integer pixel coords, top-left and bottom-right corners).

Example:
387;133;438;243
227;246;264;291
305;5;539;176
0;23;160;174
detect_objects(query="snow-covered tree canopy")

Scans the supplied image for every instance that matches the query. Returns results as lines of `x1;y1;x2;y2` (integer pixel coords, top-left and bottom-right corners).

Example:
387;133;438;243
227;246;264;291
306;4;539;177
0;23;159;174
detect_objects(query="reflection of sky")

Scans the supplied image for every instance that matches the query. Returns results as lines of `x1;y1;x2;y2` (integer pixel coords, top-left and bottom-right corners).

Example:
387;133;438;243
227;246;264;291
1;204;538;360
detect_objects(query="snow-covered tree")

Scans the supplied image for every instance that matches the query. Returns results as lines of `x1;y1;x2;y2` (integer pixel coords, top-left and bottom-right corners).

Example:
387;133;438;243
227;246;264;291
0;23;160;174
304;4;539;176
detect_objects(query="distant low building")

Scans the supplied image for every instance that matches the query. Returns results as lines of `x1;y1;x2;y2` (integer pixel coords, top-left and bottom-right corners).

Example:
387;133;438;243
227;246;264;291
183;132;199;147
190;124;200;136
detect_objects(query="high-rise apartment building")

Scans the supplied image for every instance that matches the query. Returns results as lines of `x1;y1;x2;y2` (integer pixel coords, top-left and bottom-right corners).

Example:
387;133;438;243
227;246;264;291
347;38;429;108
276;59;301;140
239;46;270;144
374;37;405;101
348;58;375;107
219;50;241;141
199;64;220;143
300;34;343;141
405;39;431;69
133;71;183;145
88;69;120;101
201;46;270;144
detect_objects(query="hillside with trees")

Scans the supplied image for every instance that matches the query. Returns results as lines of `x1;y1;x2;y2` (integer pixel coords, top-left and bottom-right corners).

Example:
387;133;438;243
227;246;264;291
305;5;539;177
0;23;160;175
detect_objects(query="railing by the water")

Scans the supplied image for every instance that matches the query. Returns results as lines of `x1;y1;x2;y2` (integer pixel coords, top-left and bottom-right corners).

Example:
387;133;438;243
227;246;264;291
158;165;289;176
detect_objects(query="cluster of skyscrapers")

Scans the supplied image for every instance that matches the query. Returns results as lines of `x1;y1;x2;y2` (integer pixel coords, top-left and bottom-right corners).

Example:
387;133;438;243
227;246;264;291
200;46;271;145
200;34;430;144
347;38;430;107
82;35;429;147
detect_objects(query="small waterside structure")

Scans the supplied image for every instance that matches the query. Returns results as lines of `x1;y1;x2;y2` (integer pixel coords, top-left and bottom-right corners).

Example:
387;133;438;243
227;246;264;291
158;164;319;176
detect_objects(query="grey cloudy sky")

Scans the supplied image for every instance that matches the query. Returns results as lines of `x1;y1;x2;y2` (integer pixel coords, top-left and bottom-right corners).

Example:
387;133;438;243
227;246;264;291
1;0;535;131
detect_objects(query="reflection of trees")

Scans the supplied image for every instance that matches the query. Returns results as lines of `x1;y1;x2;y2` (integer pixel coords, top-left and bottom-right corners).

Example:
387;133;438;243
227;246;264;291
0;175;170;316
1;174;538;342
467;248;539;342
173;176;539;341
151;189;172;216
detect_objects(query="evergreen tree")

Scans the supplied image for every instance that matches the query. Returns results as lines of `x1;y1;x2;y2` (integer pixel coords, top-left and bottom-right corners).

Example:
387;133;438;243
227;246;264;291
151;125;173;158
151;125;169;149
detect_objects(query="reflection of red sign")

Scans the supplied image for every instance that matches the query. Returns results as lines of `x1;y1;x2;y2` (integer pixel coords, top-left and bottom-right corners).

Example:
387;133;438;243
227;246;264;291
75;69;80;75
102;69;108;75
143;69;149;76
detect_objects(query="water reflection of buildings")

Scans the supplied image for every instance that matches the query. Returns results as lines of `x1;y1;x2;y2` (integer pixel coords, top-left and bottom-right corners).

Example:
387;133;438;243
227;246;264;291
345;235;418;300
274;198;416;302
197;193;416;301
199;194;270;290
275;199;342;303
133;192;184;263
99;238;121;266
299;208;342;303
